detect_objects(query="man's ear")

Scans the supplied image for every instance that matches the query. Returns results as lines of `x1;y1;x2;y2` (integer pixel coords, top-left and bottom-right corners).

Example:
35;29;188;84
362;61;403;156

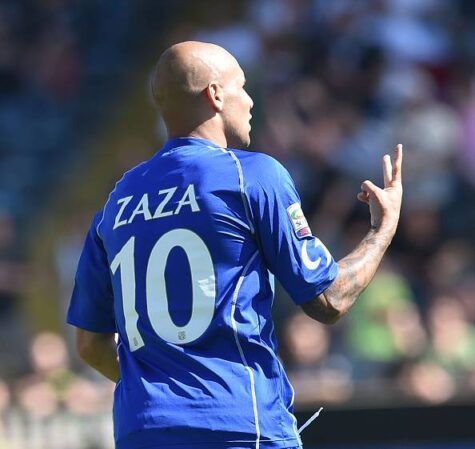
205;82;224;112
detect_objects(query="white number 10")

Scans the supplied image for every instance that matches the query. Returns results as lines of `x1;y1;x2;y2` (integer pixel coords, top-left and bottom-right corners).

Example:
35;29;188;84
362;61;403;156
110;229;216;350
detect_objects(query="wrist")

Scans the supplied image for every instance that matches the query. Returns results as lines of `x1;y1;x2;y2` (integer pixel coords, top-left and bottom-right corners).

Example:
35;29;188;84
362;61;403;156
368;223;396;246
372;214;399;232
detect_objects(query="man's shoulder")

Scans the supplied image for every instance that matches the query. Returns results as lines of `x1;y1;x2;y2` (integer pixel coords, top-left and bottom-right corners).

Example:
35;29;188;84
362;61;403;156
109;159;150;195
99;159;150;218
120;159;150;182
227;147;280;165
227;148;288;182
229;149;289;187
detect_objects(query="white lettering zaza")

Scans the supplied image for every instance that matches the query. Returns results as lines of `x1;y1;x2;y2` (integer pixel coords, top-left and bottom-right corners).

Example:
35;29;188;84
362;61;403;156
113;184;200;230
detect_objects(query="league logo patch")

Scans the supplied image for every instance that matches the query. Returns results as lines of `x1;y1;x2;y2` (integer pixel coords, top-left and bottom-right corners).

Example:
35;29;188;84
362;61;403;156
287;203;312;239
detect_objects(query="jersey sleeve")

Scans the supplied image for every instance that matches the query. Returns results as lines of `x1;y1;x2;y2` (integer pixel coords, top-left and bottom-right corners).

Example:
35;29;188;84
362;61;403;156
67;211;116;333
242;153;339;305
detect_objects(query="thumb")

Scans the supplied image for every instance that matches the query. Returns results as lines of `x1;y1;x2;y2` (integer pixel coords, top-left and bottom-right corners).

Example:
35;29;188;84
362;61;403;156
361;180;382;198
357;191;370;204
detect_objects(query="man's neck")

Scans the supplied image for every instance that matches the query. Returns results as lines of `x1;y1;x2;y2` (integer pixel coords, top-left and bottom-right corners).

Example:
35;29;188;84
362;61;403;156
187;130;227;148
168;120;227;148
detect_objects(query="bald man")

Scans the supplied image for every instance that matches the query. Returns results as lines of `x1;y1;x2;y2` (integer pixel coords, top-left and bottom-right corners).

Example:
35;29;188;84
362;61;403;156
68;42;403;449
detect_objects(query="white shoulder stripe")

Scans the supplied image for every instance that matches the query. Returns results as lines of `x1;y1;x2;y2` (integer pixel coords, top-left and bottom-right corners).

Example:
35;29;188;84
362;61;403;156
214;147;255;235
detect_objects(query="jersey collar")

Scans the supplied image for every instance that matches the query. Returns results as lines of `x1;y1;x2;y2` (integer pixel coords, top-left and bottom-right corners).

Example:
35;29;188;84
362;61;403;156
162;137;222;152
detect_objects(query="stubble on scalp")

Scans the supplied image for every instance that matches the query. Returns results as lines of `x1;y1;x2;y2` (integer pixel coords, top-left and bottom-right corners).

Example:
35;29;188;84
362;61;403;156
151;41;236;110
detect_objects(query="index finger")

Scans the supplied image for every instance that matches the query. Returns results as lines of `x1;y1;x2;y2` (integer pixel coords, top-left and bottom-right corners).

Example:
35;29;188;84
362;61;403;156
392;144;403;183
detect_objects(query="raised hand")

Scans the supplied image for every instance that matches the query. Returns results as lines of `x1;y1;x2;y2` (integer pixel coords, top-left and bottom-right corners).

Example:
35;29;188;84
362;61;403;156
303;144;404;324
357;144;403;231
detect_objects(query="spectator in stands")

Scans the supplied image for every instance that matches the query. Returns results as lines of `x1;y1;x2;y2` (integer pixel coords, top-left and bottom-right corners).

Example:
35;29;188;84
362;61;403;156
0;379;10;447
16;332;110;417
346;269;426;380
281;312;353;405
0;212;27;378
399;360;456;404
427;296;475;377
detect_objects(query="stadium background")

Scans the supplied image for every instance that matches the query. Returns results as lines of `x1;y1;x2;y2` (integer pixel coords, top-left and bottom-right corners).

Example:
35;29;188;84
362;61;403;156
0;0;474;448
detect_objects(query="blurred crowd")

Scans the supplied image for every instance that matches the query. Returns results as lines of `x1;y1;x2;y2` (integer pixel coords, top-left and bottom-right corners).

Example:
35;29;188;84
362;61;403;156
0;0;139;221
0;332;114;449
1;0;475;447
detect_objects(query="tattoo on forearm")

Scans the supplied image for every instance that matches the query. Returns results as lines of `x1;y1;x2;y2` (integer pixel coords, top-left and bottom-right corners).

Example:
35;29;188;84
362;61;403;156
303;227;394;322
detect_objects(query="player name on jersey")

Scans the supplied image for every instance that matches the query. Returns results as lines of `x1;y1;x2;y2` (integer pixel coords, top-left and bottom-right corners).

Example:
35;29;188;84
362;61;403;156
113;183;200;230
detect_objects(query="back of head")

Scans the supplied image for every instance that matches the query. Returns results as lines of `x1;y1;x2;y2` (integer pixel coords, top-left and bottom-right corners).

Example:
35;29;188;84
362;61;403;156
151;41;253;148
155;42;230;92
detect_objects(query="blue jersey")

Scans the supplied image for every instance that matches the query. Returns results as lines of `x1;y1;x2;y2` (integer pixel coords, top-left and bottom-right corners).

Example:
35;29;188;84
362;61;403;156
67;137;338;449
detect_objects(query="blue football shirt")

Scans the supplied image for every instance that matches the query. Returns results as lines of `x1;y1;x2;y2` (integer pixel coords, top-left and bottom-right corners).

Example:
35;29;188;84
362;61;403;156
67;137;338;449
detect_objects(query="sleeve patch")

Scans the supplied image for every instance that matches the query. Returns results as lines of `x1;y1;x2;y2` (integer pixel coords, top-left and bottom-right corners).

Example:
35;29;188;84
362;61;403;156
286;203;312;238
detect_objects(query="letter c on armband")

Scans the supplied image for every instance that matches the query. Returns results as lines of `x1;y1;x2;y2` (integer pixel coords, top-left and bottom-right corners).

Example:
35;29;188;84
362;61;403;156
301;239;322;270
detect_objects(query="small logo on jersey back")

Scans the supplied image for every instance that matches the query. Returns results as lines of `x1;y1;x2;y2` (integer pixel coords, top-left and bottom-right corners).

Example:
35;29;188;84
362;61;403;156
287;203;312;239
178;331;186;341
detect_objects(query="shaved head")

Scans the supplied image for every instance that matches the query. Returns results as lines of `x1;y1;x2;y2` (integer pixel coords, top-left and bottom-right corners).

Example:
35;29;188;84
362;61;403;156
151;41;253;148
153;41;238;104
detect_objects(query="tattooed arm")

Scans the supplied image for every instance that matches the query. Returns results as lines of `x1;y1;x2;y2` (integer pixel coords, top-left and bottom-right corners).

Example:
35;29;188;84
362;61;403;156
302;145;403;324
302;226;395;324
